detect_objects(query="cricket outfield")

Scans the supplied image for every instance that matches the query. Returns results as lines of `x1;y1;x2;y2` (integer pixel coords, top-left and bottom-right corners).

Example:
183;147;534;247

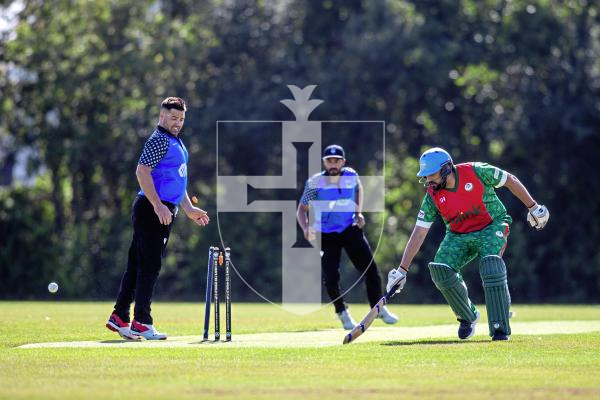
1;302;599;399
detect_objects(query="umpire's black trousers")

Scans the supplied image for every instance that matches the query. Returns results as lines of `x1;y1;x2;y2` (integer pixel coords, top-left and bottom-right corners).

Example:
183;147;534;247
321;225;383;313
113;195;176;324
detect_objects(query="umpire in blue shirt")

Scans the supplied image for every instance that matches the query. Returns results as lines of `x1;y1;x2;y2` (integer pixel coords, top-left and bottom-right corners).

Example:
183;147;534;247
106;97;210;340
296;145;398;329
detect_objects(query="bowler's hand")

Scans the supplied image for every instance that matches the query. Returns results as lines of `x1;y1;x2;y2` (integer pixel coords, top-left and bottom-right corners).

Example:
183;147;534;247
304;226;316;241
355;213;366;229
154;203;173;225
187;206;210;226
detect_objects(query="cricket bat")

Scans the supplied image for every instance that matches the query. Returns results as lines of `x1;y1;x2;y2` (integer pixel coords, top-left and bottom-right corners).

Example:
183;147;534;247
342;280;403;345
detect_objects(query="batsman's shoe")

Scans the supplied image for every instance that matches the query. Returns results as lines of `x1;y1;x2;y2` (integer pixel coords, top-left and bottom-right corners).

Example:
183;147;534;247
130;320;167;340
457;310;480;340
378;306;399;324
106;313;140;341
337;309;357;330
492;332;510;341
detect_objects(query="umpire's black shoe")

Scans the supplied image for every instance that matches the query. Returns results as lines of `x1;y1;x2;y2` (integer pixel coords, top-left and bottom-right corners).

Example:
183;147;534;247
492;332;510;341
457;310;480;340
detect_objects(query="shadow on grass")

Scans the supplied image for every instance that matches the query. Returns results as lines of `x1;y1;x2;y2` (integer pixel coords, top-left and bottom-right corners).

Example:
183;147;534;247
381;339;489;346
190;340;235;345
100;339;140;343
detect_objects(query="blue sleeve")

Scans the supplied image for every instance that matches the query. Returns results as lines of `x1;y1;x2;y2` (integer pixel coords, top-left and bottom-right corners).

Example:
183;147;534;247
300;178;318;205
138;133;169;168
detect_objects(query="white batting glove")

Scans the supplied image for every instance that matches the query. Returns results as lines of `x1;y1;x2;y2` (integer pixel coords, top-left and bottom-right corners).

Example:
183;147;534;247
527;204;550;230
386;268;407;294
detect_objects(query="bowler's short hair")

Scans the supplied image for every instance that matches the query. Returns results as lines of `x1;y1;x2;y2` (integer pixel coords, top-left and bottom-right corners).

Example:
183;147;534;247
161;97;187;112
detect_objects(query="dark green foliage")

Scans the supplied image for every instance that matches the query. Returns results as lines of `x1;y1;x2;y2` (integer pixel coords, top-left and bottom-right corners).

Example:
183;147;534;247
1;0;598;302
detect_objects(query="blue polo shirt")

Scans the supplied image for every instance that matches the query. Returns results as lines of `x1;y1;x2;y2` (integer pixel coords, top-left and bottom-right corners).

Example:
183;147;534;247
138;125;188;205
300;167;360;233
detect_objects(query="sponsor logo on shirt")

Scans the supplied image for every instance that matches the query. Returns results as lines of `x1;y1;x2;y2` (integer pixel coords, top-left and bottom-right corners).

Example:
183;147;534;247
418;210;425;219
496;231;504;238
448;205;483;224
464;182;473;191
178;164;187;178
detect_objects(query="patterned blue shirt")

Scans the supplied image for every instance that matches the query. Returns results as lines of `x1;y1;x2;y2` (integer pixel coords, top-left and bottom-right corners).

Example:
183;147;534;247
138;126;188;205
300;167;360;233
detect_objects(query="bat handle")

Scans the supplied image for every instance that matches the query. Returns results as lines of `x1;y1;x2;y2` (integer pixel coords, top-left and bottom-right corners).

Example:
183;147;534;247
384;282;402;301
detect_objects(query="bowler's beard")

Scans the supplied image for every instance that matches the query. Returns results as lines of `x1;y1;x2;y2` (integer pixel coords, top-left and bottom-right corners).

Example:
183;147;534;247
327;168;340;176
168;124;182;136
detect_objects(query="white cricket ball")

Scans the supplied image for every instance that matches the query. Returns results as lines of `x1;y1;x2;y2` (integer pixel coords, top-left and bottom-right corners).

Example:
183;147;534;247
48;282;59;294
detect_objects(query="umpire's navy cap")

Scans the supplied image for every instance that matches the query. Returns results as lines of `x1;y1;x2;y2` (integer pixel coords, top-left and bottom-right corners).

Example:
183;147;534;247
322;144;345;159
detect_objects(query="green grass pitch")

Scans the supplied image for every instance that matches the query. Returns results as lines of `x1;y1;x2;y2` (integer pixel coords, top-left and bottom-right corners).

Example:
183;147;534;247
1;302;599;399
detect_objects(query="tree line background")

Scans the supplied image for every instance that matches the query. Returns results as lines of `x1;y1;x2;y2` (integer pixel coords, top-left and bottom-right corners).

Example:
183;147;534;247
1;0;598;306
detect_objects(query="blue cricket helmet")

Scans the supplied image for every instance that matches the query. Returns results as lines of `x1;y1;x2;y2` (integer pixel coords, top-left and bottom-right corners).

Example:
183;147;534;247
417;147;453;177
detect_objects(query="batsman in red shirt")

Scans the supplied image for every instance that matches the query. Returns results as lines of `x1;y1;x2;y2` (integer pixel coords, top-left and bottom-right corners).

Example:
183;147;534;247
387;147;549;341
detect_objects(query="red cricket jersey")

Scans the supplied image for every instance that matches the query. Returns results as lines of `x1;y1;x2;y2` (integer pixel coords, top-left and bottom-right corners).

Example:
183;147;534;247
427;163;493;233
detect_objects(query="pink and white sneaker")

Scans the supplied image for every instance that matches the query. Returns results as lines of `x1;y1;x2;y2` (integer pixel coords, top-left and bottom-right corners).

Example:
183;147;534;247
130;319;167;340
106;313;140;340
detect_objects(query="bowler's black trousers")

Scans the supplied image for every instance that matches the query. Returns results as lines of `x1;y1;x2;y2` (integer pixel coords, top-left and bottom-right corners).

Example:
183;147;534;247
113;195;176;324
321;225;383;313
